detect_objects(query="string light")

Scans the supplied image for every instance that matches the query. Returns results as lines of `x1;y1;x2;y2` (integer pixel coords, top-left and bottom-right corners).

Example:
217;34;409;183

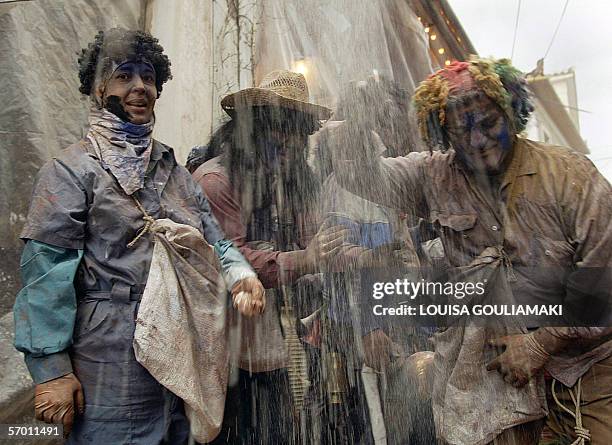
418;9;465;62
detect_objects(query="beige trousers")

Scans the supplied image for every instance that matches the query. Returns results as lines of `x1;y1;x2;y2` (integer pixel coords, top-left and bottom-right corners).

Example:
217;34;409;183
543;355;612;445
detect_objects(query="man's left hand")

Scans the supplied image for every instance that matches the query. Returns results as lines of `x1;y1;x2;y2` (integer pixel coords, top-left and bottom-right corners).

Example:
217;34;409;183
231;276;265;317
486;334;549;387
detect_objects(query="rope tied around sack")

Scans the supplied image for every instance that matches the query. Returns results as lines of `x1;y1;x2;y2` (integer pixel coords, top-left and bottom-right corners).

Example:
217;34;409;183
127;196;156;248
551;377;591;444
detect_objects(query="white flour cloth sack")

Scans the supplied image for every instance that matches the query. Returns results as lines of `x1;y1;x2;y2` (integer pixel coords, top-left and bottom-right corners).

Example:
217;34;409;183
133;218;229;443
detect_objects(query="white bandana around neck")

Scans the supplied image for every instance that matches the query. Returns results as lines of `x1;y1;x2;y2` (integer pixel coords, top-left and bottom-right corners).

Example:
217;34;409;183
87;106;155;195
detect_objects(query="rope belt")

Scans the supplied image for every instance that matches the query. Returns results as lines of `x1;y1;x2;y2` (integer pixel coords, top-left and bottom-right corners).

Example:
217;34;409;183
551;377;591;444
499;246;517;282
127;196;156;248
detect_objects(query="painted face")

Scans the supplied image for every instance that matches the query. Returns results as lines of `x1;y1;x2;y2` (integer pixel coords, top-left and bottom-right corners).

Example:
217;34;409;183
266;129;308;176
445;92;513;175
99;61;157;124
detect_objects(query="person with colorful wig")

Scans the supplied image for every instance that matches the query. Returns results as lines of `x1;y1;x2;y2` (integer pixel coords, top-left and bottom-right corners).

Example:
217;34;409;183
13;28;265;444
333;56;612;444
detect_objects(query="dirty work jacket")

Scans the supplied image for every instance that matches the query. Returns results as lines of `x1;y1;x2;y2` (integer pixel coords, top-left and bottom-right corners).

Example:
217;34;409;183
335;137;612;385
15;139;252;384
193;156;311;289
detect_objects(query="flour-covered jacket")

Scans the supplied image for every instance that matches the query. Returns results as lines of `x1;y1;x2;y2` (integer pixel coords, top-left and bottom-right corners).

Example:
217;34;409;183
335;137;612;378
335;137;612;443
14;137;253;444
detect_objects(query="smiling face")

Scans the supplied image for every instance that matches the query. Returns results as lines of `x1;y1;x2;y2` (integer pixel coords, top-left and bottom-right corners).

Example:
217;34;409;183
98;61;157;124
445;91;514;175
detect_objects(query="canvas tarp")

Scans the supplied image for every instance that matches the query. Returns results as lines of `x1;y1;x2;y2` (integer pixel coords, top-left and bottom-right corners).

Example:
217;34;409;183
0;0;144;316
255;0;433;104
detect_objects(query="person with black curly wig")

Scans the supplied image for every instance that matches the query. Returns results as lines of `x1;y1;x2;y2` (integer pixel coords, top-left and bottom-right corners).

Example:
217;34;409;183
13;27;266;444
78;27;172;109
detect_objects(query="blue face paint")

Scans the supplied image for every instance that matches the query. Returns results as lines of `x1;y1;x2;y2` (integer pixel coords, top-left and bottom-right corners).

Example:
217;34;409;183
465;112;475;132
445;92;518;175
496;120;512;151
264;139;282;163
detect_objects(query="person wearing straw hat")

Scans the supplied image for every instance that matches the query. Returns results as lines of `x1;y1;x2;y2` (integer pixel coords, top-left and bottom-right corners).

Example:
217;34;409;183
192;70;350;444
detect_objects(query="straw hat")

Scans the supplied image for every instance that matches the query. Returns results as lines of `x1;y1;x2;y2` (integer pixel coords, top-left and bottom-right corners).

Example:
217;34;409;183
221;70;331;120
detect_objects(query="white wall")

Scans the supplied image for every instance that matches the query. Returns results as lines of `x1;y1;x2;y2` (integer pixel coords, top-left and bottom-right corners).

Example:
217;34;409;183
146;0;257;162
146;0;215;162
526;96;570;148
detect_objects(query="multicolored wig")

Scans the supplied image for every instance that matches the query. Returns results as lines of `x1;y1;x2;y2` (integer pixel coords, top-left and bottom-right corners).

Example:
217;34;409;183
413;56;534;149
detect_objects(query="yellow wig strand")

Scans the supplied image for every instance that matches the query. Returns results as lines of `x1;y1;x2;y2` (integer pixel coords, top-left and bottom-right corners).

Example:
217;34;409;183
467;56;514;128
414;74;450;143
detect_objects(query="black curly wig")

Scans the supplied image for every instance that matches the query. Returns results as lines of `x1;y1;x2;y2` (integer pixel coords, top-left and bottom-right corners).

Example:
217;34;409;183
78;28;172;97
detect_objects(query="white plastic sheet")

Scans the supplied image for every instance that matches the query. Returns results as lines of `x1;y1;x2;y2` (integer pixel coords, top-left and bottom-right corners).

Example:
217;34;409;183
255;0;433;105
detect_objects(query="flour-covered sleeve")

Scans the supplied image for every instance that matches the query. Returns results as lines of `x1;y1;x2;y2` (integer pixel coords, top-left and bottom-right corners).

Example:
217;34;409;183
20;159;88;249
562;155;612;326
13;240;83;383
333;148;429;216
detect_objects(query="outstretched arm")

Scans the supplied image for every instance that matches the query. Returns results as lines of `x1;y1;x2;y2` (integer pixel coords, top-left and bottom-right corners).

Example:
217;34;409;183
329;126;429;215
198;171;348;288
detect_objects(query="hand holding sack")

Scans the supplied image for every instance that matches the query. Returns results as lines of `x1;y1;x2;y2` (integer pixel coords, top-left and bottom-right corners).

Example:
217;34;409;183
486;328;571;387
34;373;84;437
